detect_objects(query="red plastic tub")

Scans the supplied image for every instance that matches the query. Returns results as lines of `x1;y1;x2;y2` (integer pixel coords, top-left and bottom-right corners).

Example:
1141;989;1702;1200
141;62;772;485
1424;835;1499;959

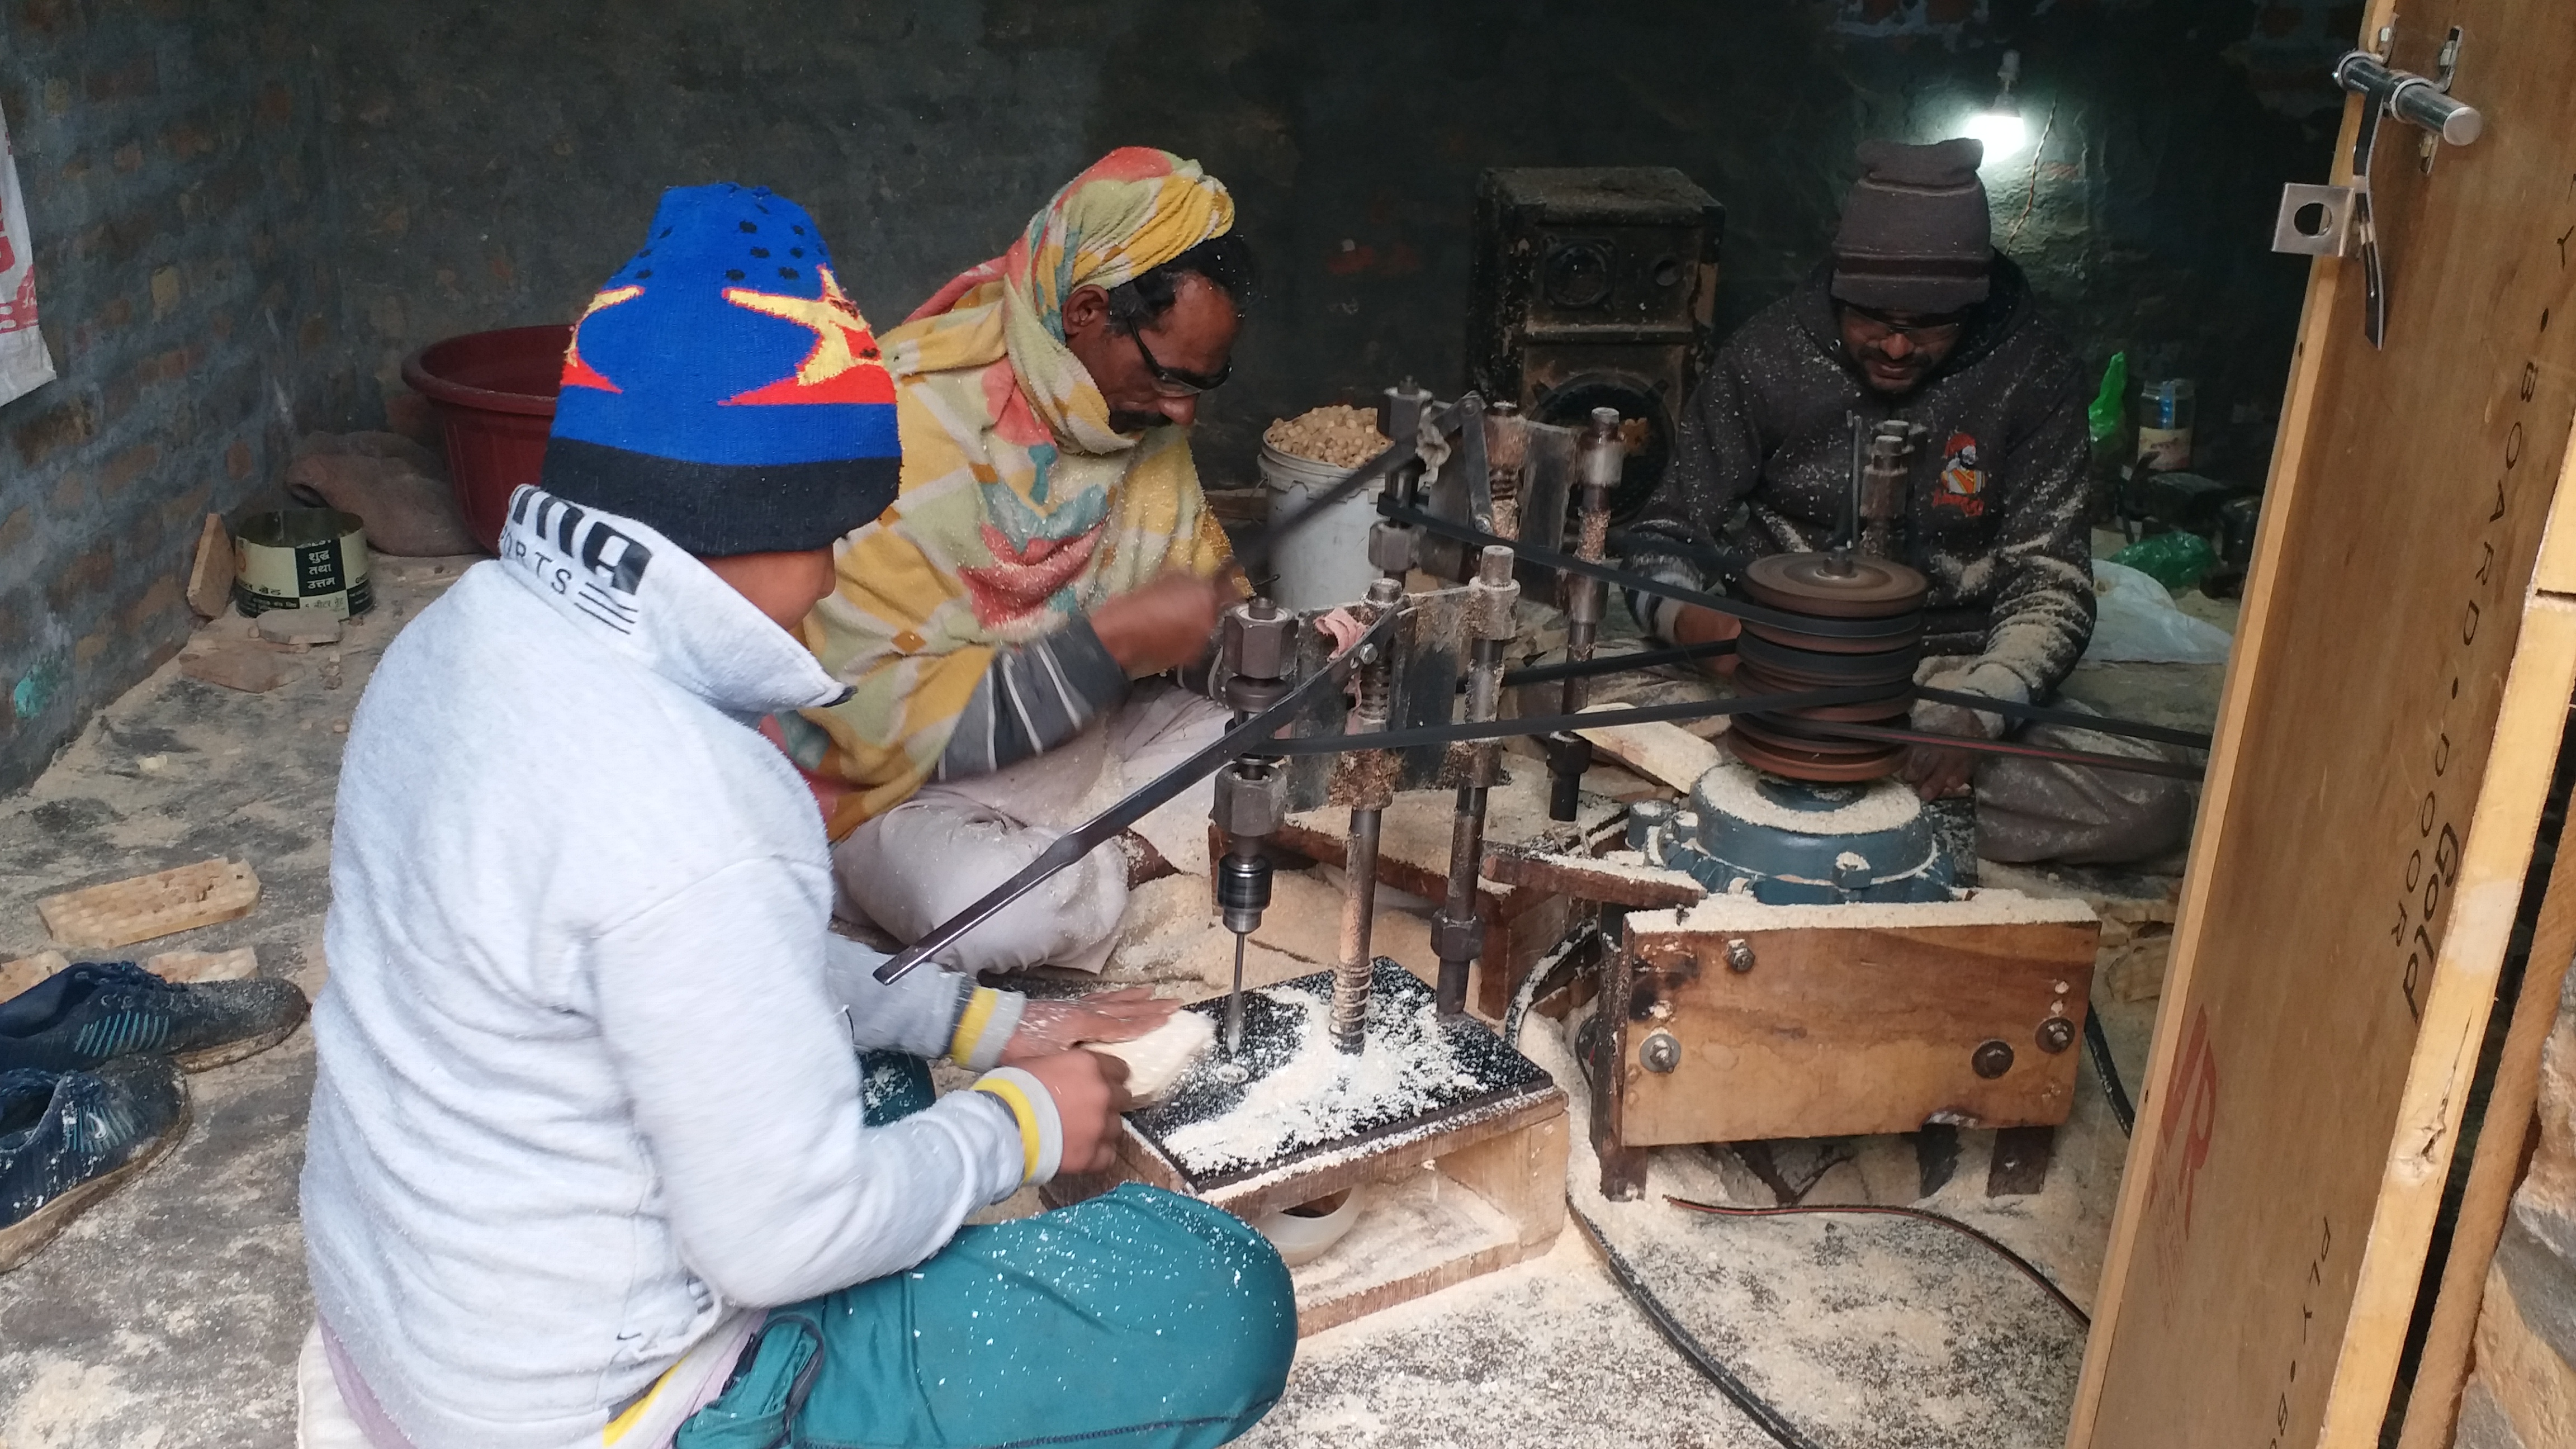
401;325;570;554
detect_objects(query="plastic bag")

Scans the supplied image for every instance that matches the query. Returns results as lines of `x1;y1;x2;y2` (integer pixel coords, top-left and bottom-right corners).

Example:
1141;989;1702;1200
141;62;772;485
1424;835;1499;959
2083;559;2234;665
2109;529;2218;592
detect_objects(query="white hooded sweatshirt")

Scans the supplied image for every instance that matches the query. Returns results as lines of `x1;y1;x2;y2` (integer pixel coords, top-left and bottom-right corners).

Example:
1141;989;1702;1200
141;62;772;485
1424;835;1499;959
301;489;1048;1449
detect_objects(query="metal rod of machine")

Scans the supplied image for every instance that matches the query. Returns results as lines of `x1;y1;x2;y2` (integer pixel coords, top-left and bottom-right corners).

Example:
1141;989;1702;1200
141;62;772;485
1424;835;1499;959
1330;577;1405;1052
1546;408;1626;822
1333;809;1386;1052
873;608;1396;984
1433;546;1521;1016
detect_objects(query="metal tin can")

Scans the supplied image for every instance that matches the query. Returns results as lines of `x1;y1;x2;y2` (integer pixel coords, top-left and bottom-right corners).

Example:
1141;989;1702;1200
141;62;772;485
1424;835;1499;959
232;508;374;619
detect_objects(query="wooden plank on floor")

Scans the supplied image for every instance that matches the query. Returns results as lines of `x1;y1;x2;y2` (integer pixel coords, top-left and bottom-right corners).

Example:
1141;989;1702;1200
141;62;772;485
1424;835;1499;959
36;858;261;949
2067;6;2576;1442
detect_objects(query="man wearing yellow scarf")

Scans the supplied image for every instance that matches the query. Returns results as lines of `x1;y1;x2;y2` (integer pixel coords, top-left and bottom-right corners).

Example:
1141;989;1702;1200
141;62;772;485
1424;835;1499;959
777;149;1250;973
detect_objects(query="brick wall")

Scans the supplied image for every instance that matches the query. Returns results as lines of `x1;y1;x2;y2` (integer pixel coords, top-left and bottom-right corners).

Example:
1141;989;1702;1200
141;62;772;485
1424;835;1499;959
0;0;349;793
2454;970;2576;1447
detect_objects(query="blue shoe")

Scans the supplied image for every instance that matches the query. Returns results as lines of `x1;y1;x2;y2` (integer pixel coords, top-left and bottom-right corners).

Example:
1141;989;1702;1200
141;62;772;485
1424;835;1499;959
0;961;308;1074
0;1055;188;1272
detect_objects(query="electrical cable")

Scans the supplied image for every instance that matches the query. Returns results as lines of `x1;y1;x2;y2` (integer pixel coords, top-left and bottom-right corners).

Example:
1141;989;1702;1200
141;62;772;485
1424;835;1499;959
1511;962;2095;1449
2085;1009;2135;1137
1568;1202;1832;1449
1661;1197;2091;1328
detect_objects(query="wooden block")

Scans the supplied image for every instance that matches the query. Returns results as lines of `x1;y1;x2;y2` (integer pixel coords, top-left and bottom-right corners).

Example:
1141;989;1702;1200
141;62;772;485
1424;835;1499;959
186;513;235;619
37;858;261;949
1574;711;1721;794
143;946;259;983
1483;842;1702;910
1578;761;1666;804
1618;895;2100;1145
0;950;70;1002
181;643;300;694
1055;1093;1570;1338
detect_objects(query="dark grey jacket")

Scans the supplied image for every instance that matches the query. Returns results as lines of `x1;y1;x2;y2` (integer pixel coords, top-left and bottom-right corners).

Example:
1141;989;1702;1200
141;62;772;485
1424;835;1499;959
1624;257;2095;697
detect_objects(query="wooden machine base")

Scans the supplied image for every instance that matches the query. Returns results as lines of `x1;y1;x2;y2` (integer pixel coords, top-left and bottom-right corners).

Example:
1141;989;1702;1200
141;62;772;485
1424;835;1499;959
1046;967;1570;1336
1590;891;2101;1198
1051;1092;1568;1337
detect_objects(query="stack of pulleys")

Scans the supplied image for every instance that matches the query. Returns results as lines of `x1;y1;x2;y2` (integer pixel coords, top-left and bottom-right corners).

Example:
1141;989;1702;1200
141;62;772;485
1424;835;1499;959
1725;553;1927;782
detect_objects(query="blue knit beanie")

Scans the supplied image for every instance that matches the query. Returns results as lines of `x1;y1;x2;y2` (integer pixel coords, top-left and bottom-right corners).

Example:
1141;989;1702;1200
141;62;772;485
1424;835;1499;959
541;184;899;556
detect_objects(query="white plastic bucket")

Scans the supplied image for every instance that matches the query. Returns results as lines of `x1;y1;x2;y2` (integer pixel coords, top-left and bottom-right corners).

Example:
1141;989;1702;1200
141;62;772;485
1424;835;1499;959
1256;444;1381;610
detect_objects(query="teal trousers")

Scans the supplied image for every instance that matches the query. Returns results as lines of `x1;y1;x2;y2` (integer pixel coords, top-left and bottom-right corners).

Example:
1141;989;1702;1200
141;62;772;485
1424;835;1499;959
678;1056;1296;1449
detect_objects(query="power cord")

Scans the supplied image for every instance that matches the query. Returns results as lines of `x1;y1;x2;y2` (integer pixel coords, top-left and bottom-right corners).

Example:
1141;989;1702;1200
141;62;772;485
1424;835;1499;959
1661;1196;2090;1328
1568;1202;1830;1449
1523;988;2118;1448
2085;1008;2135;1137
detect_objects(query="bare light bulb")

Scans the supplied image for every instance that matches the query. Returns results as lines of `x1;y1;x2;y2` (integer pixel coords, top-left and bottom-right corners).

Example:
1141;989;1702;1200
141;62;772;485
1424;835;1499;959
1962;49;2028;162
1965;102;2028;160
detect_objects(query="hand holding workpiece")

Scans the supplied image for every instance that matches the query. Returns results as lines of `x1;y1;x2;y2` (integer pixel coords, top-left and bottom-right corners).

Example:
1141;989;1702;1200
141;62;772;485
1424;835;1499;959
1091;570;1228;676
1016;1048;1133;1174
1003;986;1179;1063
1667;603;1742;676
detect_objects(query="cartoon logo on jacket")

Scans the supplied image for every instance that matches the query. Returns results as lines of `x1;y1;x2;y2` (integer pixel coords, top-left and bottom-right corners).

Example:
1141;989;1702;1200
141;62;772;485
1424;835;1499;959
1936;432;1983;518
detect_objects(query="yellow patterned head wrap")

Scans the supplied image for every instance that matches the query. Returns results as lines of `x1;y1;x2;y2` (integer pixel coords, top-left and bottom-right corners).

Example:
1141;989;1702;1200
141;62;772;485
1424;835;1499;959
784;148;1239;835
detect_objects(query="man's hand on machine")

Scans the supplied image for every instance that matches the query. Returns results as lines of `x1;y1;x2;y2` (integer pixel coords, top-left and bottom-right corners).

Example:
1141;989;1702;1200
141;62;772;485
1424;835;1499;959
1090;571;1228;676
1014;1047;1133;1174
1669;604;1741;676
1001;987;1178;1064
1902;661;2027;802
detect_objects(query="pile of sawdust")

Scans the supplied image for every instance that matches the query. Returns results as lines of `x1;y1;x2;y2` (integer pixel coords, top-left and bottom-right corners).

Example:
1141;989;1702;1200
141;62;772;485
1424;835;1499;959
1265;405;1389;468
1158;979;1479;1177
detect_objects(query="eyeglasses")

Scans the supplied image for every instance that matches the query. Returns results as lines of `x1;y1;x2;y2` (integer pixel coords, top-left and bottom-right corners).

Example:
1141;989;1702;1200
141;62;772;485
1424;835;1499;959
1839;303;1970;344
1130;325;1232;397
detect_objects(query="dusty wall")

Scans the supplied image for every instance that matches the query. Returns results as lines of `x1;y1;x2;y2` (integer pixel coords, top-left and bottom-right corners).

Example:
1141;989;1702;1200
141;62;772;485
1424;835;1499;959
0;0;2342;794
0;0;348;794
313;0;2338;482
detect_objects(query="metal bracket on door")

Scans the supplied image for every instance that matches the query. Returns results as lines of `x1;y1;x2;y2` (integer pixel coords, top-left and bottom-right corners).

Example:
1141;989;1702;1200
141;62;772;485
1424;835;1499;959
2270;26;2485;349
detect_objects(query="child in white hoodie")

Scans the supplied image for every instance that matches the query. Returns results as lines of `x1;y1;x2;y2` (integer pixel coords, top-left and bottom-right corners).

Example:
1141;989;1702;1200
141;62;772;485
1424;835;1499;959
298;183;1294;1449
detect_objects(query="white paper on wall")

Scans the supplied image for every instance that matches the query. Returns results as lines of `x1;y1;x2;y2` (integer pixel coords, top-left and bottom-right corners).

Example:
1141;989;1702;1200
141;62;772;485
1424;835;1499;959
0;101;55;408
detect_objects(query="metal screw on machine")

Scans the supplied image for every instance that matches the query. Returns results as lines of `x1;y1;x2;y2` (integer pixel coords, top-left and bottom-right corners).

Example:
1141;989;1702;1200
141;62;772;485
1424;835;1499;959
1972;1040;2016;1079
1639;1030;1682;1074
2035;1016;2077;1054
1725;938;1755;974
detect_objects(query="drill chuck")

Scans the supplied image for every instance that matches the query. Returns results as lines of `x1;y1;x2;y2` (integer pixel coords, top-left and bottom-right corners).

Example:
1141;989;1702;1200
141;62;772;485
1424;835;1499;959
1217;851;1273;936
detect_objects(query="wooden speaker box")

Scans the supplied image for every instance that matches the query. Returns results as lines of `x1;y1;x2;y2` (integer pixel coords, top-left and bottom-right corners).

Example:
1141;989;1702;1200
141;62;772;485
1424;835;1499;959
1465;167;1723;521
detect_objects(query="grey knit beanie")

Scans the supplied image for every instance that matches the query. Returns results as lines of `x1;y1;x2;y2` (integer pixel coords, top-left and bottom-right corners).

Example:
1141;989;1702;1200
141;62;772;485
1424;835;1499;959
1830;139;1993;314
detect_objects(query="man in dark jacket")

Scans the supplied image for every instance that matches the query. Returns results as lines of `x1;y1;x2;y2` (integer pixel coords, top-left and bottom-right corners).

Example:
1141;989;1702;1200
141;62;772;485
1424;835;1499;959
1624;138;2193;865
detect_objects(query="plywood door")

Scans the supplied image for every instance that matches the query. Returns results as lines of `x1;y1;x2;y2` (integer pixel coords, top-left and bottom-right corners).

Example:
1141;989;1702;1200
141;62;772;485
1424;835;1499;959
2066;4;2576;1447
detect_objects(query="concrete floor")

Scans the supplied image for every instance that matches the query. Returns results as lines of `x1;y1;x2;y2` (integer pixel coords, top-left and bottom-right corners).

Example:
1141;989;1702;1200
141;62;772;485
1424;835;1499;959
0;560;2223;1448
